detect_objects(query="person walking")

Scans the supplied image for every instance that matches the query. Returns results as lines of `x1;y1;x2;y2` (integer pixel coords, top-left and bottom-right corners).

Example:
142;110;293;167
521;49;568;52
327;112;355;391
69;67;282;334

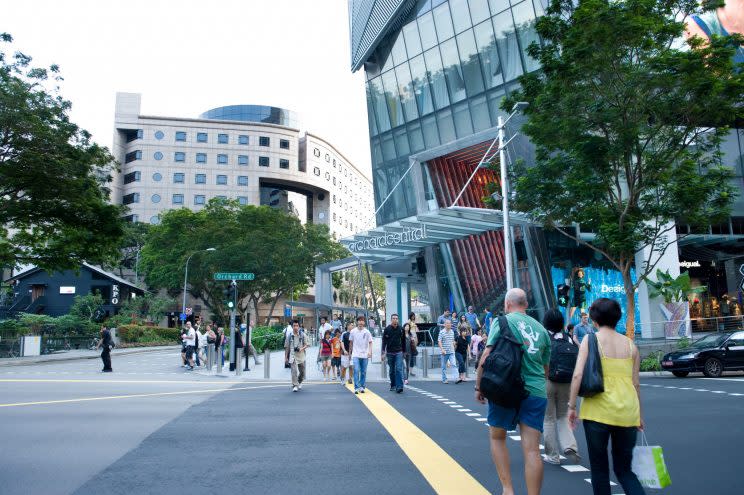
470;328;483;364
181;322;196;371
568;298;645;495
284;320;308;392
407;313;419;377
319;329;333;381
349;315;373;394
438;319;458;384
96;325;114;372
437;309;452;330
465;305;481;331
331;329;342;380
475;288;551;495
458;314;473;336
574;312;594;344
542;309;580;466
382;314;405;393
195;324;206;367
243;322;261;370
403;322;418;383
216;326;225;369
233;323;245;370
340;322;354;384
319;317;333;344
482;307;493;336
455;326;469;383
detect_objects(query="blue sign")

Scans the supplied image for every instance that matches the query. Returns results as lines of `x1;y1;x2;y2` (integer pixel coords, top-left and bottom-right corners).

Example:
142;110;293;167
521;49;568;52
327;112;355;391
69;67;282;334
551;266;641;335
284;306;291;317
179;313;187;321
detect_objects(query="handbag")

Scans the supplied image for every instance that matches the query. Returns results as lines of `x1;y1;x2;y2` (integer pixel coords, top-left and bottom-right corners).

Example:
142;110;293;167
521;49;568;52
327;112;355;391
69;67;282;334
578;333;604;397
632;431;672;489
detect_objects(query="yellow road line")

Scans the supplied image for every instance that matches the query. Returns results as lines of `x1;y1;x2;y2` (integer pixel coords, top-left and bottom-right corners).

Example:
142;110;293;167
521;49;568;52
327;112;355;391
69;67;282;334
346;384;489;495
0;384;285;408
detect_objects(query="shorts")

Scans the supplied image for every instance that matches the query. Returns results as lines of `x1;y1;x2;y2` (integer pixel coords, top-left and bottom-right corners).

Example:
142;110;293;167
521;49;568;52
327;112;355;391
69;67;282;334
487;395;548;433
341;355;351;368
331;357;341;367
184;345;195;359
320;355;331;362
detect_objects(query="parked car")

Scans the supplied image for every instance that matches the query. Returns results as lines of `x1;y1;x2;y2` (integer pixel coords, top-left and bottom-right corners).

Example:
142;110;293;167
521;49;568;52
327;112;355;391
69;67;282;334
661;331;744;378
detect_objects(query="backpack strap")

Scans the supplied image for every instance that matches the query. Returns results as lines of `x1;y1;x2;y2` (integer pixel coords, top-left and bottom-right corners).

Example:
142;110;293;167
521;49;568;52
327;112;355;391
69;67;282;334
498;315;520;344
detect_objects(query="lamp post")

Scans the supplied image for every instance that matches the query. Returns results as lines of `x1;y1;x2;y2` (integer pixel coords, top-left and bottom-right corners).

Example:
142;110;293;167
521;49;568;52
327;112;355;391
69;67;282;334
497;102;528;291
181;248;217;321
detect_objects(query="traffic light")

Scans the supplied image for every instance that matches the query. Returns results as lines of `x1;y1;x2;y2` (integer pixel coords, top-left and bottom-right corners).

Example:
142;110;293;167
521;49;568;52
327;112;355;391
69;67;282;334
226;282;237;310
557;284;570;307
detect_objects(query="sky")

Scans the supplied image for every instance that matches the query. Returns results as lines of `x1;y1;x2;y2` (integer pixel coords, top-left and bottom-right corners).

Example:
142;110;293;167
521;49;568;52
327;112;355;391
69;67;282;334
3;0;372;177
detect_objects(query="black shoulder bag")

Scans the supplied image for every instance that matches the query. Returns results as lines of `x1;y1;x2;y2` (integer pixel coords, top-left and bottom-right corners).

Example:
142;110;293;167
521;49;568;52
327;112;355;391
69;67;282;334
578;333;604;397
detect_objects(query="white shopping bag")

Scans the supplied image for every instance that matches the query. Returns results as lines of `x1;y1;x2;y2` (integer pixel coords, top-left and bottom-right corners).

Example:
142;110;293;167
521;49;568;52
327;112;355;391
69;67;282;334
631;431;672;489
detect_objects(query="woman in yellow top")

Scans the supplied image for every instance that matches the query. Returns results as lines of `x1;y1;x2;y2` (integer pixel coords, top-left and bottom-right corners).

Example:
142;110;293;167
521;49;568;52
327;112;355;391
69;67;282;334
568;298;645;495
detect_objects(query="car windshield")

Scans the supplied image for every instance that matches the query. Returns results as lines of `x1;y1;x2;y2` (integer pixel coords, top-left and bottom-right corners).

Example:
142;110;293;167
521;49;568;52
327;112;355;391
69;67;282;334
690;334;729;349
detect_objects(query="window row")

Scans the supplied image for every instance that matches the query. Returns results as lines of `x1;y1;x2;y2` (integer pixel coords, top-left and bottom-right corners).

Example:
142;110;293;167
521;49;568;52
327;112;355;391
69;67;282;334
165;130;289;149
124;194;251;210
127;151;290;168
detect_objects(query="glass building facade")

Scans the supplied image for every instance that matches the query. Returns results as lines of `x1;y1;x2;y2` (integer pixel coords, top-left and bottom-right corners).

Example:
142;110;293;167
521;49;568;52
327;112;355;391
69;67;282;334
199;105;300;128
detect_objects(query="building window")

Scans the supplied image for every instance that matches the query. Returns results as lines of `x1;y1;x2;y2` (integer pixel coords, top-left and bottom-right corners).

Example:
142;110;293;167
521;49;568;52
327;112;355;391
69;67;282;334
215;195;227;200
237;196;248;205
174;152;186;162
239;135;249;145
151;194;161;204
150;215;160;224
218;133;229;144
154;130;164;140
313;148;321;157
154;151;163;161
259;156;270;167
173;173;185;183
279;159;289;169
194;195;206;205
195;173;206;184
333;194;336;203
333;177;336;185
313;166;321;176
175;131;187;142
152;172;162;182
216;174;228;185
125;150;142;163
238;155;248;165
217;154;228;164
172;194;184;204
280;139;290;149
325;154;330;162
237;175;249;186
124;214;139;222
125;129;143;142
122;193;139;205
197;132;208;143
259;136;270;147
196;153;207;163
124;171;141;184
325;172;331;181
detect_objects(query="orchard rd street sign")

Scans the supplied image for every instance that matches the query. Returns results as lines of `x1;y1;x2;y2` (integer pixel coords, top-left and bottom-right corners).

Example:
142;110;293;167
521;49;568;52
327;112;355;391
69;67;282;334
214;272;255;281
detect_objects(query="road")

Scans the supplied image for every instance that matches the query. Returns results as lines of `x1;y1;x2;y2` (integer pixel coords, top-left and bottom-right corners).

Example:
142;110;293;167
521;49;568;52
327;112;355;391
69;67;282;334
0;350;742;494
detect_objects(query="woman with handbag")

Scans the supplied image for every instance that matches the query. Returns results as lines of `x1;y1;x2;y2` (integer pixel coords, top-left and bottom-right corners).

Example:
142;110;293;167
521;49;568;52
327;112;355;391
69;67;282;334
568;298;645;495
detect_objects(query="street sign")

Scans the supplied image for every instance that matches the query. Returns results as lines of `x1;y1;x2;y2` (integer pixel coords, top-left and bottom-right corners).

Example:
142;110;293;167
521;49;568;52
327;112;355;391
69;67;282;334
214;272;255;281
179;313;187;321
284;305;292;317
297;313;305;317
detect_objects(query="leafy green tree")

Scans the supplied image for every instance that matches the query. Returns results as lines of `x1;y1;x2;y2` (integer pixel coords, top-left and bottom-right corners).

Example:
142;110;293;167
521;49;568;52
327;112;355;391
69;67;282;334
0;33;125;271
69;292;105;322
139;199;347;324
501;0;743;337
106;222;151;279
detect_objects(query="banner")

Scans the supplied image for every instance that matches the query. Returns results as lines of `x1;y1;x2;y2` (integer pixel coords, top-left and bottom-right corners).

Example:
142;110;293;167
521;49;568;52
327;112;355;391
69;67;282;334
551;266;642;335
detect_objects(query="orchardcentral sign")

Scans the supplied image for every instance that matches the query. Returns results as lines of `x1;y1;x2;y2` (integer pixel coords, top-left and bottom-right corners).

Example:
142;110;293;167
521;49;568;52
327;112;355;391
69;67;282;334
348;224;427;252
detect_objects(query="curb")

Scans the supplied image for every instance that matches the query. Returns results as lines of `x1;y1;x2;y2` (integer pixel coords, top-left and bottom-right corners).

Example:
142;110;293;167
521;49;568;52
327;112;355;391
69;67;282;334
0;345;179;368
639;371;671;377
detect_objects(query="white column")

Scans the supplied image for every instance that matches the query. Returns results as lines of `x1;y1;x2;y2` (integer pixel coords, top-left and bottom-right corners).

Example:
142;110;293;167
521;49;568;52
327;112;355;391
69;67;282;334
400;282;411;320
385;277;401;323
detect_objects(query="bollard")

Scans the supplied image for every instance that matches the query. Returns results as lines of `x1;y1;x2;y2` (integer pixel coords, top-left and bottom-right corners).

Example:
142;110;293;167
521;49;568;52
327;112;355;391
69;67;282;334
214;346;223;375
235;348;243;376
205;345;213;371
381;354;387;380
264;348;270;379
465;352;470;378
422;347;429;378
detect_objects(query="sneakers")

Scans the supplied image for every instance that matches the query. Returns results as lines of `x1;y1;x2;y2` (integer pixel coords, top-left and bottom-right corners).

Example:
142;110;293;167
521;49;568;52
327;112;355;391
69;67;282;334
396;389;403;393
360;388;365;393
409;371;416;377
443;380;449;384
292;386;298;392
354;390;359;394
543;455;561;465
298;383;303;390
564;448;580;464
456;379;463;384
187;366;194;371
404;379;409;385
390;386;395;392
347;379;353;384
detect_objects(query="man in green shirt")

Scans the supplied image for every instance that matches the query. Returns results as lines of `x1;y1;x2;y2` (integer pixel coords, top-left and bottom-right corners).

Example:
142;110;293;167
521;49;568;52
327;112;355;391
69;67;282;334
475;288;551;495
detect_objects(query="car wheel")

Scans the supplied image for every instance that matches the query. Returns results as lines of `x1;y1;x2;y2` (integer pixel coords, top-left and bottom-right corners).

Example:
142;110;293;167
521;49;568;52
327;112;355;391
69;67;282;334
672;371;689;378
703;358;723;378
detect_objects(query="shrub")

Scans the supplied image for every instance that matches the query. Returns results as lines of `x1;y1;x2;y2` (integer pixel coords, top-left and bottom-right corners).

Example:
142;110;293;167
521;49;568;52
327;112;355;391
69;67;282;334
640;350;663;372
117;325;180;344
676;337;691;350
251;325;286;352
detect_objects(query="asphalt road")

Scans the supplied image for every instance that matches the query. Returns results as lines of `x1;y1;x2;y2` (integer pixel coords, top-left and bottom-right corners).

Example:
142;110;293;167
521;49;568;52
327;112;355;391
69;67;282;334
0;352;742;494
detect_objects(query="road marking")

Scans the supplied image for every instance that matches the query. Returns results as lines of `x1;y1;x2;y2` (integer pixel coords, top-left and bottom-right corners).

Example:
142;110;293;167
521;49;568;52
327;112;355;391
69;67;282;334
436;398;448;401
510;435;521;441
466;413;481;417
678;387;692;390
457;408;472;412
562;465;589;472
449;405;463;408
476;418;488;422
0;384;286;408
443;401;456;404
711;391;726;394
584;478;617;486
729;393;744;396
694;389;709;392
700;378;744;382
346;383;489;495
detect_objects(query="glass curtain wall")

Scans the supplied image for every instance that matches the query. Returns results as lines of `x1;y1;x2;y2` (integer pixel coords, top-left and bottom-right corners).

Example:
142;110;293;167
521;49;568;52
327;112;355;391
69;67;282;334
366;0;545;225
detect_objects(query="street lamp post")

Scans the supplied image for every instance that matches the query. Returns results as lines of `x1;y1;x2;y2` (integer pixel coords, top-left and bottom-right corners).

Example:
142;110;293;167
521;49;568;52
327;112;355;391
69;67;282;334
181;248;217;321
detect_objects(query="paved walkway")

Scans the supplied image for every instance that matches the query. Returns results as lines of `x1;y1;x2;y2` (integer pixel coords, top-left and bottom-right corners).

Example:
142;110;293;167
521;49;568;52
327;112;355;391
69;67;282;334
0;345;180;367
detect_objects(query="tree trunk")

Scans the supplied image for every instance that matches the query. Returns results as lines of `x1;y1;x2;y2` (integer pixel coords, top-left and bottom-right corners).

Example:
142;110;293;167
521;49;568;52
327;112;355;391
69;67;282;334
622;266;636;340
264;290;283;325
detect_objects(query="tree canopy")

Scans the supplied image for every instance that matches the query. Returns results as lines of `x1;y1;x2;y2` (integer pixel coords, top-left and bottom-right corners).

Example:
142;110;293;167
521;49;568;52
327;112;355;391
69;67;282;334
502;0;743;336
139;199;347;324
0;33;125;271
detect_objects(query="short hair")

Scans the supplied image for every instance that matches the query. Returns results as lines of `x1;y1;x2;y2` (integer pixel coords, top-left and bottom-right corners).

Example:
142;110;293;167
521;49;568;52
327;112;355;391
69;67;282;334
291;319;300;325
589;298;622;328
320;316;326;321
391;313;399;319
567;323;575;331
580;312;588;317
409;312;416;320
324;330;331;337
542;308;564;333
356;315;366;322
505;288;528;308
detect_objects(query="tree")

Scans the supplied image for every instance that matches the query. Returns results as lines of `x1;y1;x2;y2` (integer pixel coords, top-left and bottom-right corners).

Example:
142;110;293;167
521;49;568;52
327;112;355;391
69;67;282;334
139;199;347;324
0;33;125;271
501;0;743;337
106;221;151;279
69;292;106;322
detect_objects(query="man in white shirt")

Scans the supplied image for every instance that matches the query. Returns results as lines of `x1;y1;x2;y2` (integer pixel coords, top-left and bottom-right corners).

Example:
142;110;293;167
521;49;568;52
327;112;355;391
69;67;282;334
319;316;333;343
349;315;373;394
181;322;196;371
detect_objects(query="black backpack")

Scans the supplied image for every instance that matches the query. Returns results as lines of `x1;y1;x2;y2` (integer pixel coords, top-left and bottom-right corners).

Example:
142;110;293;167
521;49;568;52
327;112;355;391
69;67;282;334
480;315;528;408
548;331;578;383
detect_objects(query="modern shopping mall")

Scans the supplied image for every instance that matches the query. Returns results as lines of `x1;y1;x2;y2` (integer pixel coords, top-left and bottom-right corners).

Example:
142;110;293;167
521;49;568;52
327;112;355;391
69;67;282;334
317;0;744;338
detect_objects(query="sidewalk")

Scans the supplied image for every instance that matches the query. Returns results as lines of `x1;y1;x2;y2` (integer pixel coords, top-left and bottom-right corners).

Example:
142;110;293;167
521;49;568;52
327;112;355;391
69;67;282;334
0;345;180;367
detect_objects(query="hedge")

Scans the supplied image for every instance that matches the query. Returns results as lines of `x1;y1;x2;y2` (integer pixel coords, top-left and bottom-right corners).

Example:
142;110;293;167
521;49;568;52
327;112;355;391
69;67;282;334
116;325;181;344
251;325;286;352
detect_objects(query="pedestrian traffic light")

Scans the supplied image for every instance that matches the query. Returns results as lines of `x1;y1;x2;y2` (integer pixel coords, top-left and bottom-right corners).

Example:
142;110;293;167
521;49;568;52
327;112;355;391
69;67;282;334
557;284;570;307
226;283;237;309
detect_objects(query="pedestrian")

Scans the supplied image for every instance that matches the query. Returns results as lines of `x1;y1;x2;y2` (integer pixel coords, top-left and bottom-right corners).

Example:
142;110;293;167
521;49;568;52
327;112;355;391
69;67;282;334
465;305;480;331
403;322;418;382
475;288;551;495
195;324;206;367
437;309;452;330
243;321;261;370
206;324;217;366
458;314;473;336
407;313;419;376
382;314;405;393
319;329;333;380
180;321;193;367
284;320;308;392
566;323;576;345
470;328;483;364
482;307;493;336
349;315;373;394
340;322;354;384
574;312;594;344
319;316;332;343
331;329;342;380
181;322;196;371
542;309;580;466
438;319;458;384
331;314;343;332
451;311;458;325
568;298;645;495
96;325;114;372
234;323;245;369
216;326;225;368
455;326;469;383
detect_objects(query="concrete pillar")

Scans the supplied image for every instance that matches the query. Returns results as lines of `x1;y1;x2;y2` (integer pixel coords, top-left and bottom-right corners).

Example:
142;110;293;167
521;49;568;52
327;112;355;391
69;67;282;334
401;282;411;320
315;266;333;307
636;223;681;339
385;277;401;323
424;246;442;321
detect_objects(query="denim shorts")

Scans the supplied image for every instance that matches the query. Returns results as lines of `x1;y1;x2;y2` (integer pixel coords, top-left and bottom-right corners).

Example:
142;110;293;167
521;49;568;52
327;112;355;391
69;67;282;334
487;395;548;433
